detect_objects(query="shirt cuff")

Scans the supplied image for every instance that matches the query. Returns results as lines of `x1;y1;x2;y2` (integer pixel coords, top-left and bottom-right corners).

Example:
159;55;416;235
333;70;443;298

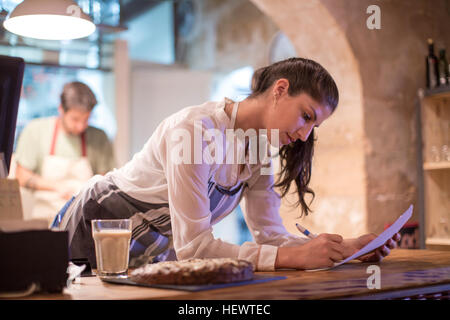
257;244;278;271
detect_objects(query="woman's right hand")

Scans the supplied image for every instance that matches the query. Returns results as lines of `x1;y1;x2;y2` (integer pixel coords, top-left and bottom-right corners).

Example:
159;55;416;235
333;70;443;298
275;233;345;270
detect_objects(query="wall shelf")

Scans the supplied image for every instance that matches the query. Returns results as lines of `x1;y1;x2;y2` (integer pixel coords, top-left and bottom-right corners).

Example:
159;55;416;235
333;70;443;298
423;85;450;99
417;86;450;249
423;162;450;170
426;238;450;246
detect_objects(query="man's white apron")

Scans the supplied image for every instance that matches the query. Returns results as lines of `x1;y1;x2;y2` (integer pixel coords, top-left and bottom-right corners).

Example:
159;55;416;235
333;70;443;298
32;118;93;225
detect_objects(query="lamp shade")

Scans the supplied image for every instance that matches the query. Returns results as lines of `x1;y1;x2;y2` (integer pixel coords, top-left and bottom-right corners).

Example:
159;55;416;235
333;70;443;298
3;0;96;40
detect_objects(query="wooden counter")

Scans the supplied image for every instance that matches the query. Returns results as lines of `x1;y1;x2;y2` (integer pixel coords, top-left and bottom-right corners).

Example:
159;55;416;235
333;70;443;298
16;249;450;300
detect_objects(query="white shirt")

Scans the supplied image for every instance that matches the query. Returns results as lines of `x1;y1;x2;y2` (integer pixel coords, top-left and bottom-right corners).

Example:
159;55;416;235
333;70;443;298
108;98;308;271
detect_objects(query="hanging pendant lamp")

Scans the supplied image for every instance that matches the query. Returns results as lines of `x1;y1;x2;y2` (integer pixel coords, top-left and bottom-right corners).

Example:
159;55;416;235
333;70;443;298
3;0;96;40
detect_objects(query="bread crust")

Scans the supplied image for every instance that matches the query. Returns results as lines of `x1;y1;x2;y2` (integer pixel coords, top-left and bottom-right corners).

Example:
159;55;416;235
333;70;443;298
130;258;254;285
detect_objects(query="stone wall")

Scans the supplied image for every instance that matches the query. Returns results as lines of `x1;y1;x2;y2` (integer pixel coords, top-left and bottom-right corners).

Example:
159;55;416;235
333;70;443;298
179;0;367;238
177;0;278;72
179;0;450;238
319;0;450;233
252;0;450;236
250;0;367;238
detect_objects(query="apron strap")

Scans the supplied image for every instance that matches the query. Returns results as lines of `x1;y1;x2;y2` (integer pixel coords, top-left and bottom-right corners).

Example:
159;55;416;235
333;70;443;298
50;118;87;157
81;131;87;157
50;118;59;156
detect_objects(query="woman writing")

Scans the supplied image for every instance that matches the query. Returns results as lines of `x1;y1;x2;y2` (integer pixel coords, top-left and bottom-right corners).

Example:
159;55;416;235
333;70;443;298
53;57;399;271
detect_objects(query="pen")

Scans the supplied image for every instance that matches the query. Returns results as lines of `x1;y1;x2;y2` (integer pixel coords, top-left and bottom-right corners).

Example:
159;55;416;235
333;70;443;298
295;223;317;239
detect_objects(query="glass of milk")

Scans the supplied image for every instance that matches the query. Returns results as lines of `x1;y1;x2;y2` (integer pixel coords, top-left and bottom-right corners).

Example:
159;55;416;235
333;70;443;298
91;219;132;279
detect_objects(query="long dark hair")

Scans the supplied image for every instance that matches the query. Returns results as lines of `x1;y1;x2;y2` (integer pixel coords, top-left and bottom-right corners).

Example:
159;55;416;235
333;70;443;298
250;57;339;217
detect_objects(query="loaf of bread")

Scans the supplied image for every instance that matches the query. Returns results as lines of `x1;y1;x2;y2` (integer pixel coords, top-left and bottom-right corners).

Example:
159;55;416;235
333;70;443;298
130;258;254;285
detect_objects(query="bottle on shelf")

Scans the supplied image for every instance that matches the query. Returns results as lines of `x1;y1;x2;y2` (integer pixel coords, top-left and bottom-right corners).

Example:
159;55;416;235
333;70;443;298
426;38;440;89
438;48;450;86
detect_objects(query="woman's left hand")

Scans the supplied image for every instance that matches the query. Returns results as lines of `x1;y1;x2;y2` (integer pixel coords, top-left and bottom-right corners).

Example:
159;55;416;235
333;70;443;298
343;233;401;263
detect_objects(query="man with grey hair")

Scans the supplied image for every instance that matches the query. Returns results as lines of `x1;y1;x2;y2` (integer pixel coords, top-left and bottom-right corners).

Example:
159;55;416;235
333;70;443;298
15;81;115;225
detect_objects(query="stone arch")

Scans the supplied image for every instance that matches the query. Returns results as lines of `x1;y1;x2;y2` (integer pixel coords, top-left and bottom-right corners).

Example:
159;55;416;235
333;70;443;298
249;0;367;237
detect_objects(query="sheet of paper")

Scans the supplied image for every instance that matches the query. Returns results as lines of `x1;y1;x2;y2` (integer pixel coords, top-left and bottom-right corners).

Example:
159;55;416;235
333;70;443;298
333;204;413;267
306;204;413;271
